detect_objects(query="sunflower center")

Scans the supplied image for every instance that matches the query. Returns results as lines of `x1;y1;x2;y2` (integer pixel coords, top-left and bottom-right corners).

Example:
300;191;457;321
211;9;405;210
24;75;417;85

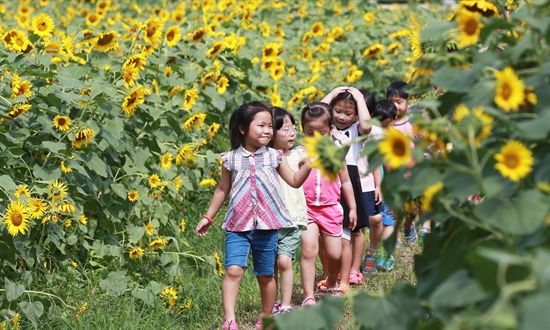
98;34;114;46
464;19;478;35
11;211;23;226
39;22;47;31
167;31;174;41
146;25;157;37
58;118;66;126
504;154;519;169
392;140;406;157
501;82;512;100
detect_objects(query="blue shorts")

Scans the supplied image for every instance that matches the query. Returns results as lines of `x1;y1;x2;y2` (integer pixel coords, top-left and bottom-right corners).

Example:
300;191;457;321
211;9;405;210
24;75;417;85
225;230;278;276
363;191;382;217
381;201;395;226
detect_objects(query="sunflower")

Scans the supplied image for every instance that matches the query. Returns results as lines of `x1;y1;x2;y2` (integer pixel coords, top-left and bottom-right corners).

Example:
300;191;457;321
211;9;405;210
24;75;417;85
11;75;33;98
388;42;403;54
262;42;280;59
421;182;444;212
410;25;422;60
270;66;284;81
64;219;72;227
206;41;224;58
494;67;525;112
460;0;499;17
186;27;206;42
199;178;217;187
71;128;95;149
128;190;139;202
14;185;30;198
378;127;412;169
149;237;168;249
161;152;172;169
129;247;144;259
27;198;46;219
53;115;72;132
456;9;483;48
60;159;73;173
122;64;140;89
303;131;347;181
214;252;224;276
3;200;30;236
8;32;33;53
123;54;147;71
143;16;163;45
178;218;186;233
217;76;229;94
201;70;220;85
160;286;178;308
173;176;182;191
31;13;55;38
208;122;221;139
48;179;68;201
165;25;181;47
122;85;151;117
148;173;161;188
183;87;199;111
79;214;87;225
93;31;117;52
310;22;324;36
363;43;384;58
56;201;76;214
86;12;101;27
452;104;493;146
183;113;206;131
145;222;154;235
494;140;533;182
176;144;196;166
345;65;363;84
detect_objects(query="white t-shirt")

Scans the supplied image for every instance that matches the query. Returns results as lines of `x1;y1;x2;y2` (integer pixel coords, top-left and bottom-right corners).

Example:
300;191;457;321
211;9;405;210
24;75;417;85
334;121;362;166
358;125;384;192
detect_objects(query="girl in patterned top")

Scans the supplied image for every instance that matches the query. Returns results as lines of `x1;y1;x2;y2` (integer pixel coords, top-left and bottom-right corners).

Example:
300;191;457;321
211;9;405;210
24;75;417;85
195;101;312;330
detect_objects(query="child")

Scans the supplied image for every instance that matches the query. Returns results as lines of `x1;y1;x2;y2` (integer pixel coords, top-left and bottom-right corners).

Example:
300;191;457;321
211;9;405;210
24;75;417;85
321;86;371;289
387;81;418;244
195;101;312;330
300;101;357;306
268;107;308;315
360;99;398;274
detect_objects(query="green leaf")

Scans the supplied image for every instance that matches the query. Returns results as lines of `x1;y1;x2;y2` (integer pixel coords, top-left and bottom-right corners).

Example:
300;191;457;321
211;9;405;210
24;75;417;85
42;141;67;153
127;225;145;244
476;190;547;235
4;278;25;302
0;175;17;191
99;271;128;297
431;67;481;93
274;296;344;330
420;22;454;42
515;110;550;140
520;291;550;330
87;154;108;178
32;165;62;181
19;300;44;327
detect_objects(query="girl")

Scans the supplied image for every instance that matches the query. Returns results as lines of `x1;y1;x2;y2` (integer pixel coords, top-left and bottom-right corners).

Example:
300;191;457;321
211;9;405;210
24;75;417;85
321;86;371;290
269;107;308;315
300;102;357;306
196;101;312;330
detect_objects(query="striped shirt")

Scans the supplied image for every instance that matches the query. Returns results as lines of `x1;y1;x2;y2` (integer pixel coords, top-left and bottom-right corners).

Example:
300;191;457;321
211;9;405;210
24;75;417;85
221;146;293;231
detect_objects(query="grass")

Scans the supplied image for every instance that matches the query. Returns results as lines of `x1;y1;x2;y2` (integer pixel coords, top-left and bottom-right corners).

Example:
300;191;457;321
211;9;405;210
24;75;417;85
27;224;422;329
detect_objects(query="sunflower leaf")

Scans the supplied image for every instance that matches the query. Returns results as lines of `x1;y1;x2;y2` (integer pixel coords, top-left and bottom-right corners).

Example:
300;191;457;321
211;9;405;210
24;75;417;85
4;278;25;302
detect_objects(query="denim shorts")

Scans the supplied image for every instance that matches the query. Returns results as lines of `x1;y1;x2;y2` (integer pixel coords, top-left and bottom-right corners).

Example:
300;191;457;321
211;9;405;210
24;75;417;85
381;201;395;226
225;230;278;276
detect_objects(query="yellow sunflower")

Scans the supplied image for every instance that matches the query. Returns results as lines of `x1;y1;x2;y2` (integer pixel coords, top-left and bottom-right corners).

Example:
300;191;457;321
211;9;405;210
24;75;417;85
57;201;75;214
149;237;168;249
49;179;68;201
143;16;163;45
60;159;73;173
27;198;46;219
410;26;422;60
85;12;101;27
345;65;363;84
122;64;140;89
270;66;284;81
161;152;172;169
199;178;217;187
363;43;384;58
53;115;72;132
71;128;95;149
217;76;229;94
176;144;196;166
388;42;403;54
208;122;221;139
79;214;87;225
14;185;30;198
31;13;55;38
164;25;181;47
303;131;347;181
180;219;186;233
93;31;117;52
452;104;493;147
201;70;220;85
8;31;33;53
183;113;207;131
183;87;199;111
494;140;533;182
129;247;144;259
494;67;525;112
148;173;161;188
123;54;147;71
122;85;151;117
460;0;499;17
378;127;412;169
3;200;30;236
214;252;224;276
173;176;182;191
128;190;139;202
11;75;33;98
206;41;224;59
456;9;483;48
186;27;206;42
145;222;154;235
310;22;324;36
421;182;444;212
262;42;280;59
160;286;178;308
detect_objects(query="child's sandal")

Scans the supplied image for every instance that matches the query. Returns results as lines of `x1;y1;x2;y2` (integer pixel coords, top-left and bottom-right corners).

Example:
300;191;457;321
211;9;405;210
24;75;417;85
316;277;328;291
301;296;316;306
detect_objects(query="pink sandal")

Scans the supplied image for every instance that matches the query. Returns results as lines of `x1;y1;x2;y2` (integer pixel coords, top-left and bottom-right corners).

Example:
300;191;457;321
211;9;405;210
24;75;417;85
349;270;364;285
301;296;317;306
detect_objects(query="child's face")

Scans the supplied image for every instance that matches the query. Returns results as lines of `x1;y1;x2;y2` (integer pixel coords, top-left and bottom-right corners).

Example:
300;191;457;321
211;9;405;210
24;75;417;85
272;115;296;150
332;100;357;130
380;117;394;129
303;117;332;137
389;95;408;118
241;111;273;151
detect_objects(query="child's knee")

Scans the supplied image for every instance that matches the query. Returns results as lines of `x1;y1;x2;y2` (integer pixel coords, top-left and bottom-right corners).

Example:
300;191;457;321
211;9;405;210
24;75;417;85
369;214;382;227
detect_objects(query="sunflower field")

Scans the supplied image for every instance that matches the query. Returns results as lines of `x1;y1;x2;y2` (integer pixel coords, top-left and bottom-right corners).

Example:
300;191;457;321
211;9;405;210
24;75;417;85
0;0;549;328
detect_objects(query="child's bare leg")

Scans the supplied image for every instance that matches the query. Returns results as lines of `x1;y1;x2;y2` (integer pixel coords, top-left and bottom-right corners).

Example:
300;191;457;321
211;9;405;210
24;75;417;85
257;275;277;317
300;223;320;300
340;234;352;287
350;229;366;273
368;214;383;250
320;233;342;289
277;255;293;307
222;265;245;321
383;225;394;240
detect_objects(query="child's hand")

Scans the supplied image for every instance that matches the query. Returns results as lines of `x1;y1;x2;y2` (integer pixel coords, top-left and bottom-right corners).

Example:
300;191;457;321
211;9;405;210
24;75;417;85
331;130;350;145
196;218;212;236
348;209;357;231
321;86;349;103
374;187;383;205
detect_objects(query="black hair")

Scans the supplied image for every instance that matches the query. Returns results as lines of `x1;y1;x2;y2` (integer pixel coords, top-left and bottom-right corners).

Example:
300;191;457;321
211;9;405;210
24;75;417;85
386;81;409;100
373;100;397;121
359;89;377;117
329;91;357;114
228;101;271;150
301;102;333;130
268;106;295;147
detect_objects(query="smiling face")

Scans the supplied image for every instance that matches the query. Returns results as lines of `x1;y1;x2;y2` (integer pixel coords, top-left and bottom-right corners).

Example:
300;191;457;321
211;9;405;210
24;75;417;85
272;115;296;150
332;100;357;130
303;115;332;137
389;95;408;118
241;110;273;152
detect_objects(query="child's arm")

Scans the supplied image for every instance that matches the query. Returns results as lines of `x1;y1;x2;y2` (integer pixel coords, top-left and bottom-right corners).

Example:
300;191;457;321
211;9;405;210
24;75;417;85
348;87;372;136
373;166;382;205
196;166;231;236
339;163;357;230
321;86;348;104
277;156;312;188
